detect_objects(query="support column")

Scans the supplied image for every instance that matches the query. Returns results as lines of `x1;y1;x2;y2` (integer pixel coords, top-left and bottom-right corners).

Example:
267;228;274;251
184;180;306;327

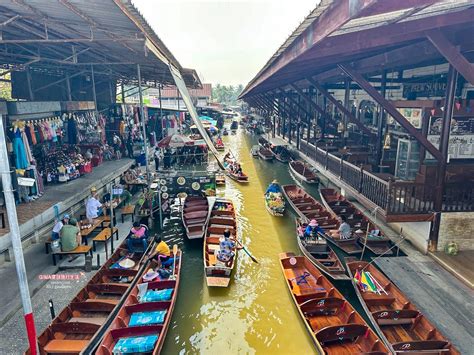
65;73;72;101
376;70;387;171
272;115;276;138
137;64;151;183
121;82;125;103
90;65;98;113
159;84;163;140
430;65;458;251
26;67;34;101
343;78;351;144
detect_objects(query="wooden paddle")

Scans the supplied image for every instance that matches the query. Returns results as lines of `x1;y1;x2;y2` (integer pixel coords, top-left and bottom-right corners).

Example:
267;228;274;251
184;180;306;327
235;239;258;263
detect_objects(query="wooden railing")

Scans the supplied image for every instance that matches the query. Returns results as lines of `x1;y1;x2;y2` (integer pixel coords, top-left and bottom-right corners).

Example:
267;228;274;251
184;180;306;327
297;139;474;214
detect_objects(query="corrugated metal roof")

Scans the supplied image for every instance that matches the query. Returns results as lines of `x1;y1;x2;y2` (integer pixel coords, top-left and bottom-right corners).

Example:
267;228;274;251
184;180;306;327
0;0;200;87
159;83;212;98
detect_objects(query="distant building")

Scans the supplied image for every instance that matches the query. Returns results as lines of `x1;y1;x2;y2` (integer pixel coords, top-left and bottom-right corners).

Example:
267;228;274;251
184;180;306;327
147;83;212;110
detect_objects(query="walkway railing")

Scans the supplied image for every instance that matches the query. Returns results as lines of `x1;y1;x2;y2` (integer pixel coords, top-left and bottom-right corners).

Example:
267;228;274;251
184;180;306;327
298;140;473;215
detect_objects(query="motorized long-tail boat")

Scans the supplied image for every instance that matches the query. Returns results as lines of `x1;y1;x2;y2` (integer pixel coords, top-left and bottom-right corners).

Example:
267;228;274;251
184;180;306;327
282;185;362;254
295;219;349;281
258;146;274;161
346;260;459;354
289;160;319;184
204;198;238;287
279;252;389;354
182;196;211;240
29;238;152;355
320;188;394;256
96;250;182;355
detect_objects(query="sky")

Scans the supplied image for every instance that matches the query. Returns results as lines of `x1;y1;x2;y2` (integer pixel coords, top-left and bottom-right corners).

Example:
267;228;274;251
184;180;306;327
132;0;318;87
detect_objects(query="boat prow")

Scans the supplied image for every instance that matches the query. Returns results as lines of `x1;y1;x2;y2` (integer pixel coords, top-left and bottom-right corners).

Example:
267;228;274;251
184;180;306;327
206;276;231;287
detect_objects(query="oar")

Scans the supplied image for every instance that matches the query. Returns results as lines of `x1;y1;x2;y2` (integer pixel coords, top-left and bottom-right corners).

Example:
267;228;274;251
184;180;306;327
235;239;258;263
169;244;178;280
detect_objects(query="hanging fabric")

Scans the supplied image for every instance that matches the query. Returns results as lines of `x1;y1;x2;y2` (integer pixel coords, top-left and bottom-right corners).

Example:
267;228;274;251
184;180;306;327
13;128;29;169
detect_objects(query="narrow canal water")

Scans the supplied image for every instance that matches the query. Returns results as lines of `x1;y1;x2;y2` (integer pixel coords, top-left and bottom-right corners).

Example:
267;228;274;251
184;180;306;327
160;129;362;354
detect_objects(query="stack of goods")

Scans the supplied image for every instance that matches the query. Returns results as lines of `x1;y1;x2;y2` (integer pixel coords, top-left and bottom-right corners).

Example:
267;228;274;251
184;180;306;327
214;201;234;212
35;145;87;184
353;268;387;295
265;192;285;214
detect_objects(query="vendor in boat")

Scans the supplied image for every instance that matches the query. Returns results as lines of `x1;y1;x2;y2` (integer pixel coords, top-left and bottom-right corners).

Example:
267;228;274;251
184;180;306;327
265;179;280;194
235;164;243;176
338;215;352;240
146;235;171;267
126;221;149;252
216;229;241;267
305;219;325;237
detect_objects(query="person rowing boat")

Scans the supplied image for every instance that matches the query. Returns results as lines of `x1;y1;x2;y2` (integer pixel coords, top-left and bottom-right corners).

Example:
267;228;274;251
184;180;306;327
216;229;242;267
305;219;325;238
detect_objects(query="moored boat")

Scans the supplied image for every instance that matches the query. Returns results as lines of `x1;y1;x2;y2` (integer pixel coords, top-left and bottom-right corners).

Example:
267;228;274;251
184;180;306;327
204;198;238;287
346;260;459;354
279;252;389;354
320;188;394;256
295;218;349;281
96;249;182;355
29;238;153;354
182;196;211;239
250;145;259;158
258;146;274;161
272;146;291;163
215;173;226;186
289;160;319;184
214;137;225;151
282;184;362;254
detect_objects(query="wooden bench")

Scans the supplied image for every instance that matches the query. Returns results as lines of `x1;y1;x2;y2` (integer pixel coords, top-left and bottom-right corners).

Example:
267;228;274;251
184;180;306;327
52;245;93;266
43;339;90;354
92;227;119;258
121;205;135;223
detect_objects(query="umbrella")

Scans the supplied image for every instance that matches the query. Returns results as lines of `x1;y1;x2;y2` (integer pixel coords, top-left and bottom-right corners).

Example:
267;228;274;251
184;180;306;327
157;134;192;148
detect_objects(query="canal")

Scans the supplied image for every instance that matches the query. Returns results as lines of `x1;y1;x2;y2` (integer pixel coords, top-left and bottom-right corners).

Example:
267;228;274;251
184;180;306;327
161;128;364;354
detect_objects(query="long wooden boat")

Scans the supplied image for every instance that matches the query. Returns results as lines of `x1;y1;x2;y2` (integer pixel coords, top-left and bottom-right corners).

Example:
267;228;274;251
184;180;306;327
258;146;274;161
204;198;238;287
96;250;182;355
215;173;226;186
279;252;389;354
258;136;270;148
30;238;152;355
250;145;259;158
224;155;249;183
214;140;225;152
295;218;349;281
182;196;211;240
320;188;394;256
264;189;285;217
282;185;362;255
289;160;319;184
272;146;291;163
346;260;459;354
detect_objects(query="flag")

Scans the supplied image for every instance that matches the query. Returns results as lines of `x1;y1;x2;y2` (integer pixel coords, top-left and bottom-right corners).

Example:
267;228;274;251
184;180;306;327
361;271;377;293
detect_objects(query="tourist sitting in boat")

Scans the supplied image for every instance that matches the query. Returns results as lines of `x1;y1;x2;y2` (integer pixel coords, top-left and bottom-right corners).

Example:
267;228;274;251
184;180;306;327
235;164;243;175
338;215;352;240
146;235;171;267
265;179;280;194
305;219;325;237
127;222;149;252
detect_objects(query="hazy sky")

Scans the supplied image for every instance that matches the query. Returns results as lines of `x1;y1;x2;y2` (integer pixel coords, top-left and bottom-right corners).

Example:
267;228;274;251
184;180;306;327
133;0;318;86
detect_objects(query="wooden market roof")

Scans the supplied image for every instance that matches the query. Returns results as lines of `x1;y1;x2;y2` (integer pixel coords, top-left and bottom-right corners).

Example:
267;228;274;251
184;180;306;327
240;0;474;98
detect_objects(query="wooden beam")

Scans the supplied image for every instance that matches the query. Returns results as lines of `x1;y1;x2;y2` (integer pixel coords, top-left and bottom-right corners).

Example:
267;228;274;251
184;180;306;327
427;30;474;85
306;77;374;136
338;64;443;161
276;89;312;120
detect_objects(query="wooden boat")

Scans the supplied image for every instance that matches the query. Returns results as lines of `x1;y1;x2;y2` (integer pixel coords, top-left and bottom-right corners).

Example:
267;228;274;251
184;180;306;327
289;160;319;184
320;188;394;256
216;173;226;186
258;146;274;161
224;154;249;183
282;185;362;255
295;218;349;281
230;120;238;130
258;136;270;148
271;146;291;163
214;140;225;151
204;198;238;287
182;196;211;239
30;239;152;354
279;252;389;354
96;250;182;355
250;145;259;158
346;260;459;354
264;189;285;217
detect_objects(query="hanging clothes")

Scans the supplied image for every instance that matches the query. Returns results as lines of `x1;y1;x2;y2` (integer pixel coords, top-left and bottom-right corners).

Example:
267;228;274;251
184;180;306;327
28;123;37;145
21;130;33;164
13;128;28;169
67;118;77;144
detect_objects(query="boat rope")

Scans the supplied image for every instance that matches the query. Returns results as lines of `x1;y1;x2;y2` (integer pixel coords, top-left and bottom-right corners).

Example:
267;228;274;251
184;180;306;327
361;234;406;272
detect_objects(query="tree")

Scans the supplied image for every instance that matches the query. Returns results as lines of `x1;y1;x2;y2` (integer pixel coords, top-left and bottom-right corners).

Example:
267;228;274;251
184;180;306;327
212;84;244;106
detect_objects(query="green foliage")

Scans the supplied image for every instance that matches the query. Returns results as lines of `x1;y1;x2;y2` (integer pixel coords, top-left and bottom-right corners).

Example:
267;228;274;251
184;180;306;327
0;71;12;100
212;84;244;105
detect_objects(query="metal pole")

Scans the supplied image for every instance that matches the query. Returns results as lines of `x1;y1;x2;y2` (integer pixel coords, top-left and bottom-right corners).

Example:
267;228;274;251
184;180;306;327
121;82;125;104
26;67;34;101
376;70;387;171
0;115;38;354
343;78;350;145
90;65;98;113
109;182;114;256
65;73;72;101
137;64;151;183
159;84;163;140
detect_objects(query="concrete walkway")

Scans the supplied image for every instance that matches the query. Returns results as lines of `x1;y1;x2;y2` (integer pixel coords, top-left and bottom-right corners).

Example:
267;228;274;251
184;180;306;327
375;255;474;353
0;158;133;257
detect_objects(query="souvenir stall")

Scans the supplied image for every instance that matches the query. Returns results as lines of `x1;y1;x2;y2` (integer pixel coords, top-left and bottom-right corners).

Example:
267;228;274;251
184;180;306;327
5;101;107;204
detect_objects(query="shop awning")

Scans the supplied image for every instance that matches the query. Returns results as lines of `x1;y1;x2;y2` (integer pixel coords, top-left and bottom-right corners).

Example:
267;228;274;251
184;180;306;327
157;134;192;148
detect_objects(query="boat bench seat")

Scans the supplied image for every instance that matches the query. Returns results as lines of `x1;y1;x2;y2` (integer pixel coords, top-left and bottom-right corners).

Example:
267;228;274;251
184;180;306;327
372;309;419;325
43;339;89;354
363;293;395;306
392;340;450;352
316;324;368;345
207;244;220;252
68;317;107;326
208;254;217;266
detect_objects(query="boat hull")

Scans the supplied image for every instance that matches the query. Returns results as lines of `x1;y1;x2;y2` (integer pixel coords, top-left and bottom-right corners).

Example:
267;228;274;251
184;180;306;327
182;196;212;240
289;161;319;184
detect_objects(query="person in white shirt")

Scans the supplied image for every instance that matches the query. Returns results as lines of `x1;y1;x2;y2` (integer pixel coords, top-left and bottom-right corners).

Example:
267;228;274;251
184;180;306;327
86;188;102;223
52;214;69;240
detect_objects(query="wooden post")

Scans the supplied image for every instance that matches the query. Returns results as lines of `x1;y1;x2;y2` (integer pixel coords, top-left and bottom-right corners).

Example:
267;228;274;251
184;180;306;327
358;166;364;193
430;65;458;251
376;70;387;171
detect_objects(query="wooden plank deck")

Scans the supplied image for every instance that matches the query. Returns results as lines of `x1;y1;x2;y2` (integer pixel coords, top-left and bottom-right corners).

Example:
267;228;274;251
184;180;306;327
375;256;474;354
430;250;474;289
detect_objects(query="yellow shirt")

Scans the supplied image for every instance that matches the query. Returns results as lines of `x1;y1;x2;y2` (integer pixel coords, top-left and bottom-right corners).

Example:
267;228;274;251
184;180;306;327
155;241;170;256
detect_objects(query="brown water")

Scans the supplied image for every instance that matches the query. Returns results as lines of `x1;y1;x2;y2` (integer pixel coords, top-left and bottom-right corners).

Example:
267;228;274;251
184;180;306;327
161;130;348;354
